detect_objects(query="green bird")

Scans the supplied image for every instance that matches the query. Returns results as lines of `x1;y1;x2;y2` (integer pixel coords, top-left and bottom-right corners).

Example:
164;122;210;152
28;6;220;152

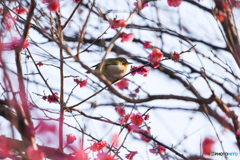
92;57;132;82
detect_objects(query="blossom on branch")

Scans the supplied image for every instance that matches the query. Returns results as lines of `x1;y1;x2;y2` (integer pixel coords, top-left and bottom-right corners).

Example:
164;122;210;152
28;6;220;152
13;7;29;15
66;133;77;145
171;51;180;62
37;62;44;67
127;124;141;132
42;92;59;103
74;78;88;88
120;114;131;124
5;37;29;50
120;33;134;43
134;0;149;10
202;137;215;155
115;105;126;116
115;78;129;90
27;146;45;160
130;112;144;126
143;41;152;49
90;141;107;152
4;13;16;31
110;18;127;29
139;130;151;142
167;0;183;7
131;65;151;77
126;151;138;160
97;152;116;160
148;47;163;68
150;145;166;155
43;0;60;12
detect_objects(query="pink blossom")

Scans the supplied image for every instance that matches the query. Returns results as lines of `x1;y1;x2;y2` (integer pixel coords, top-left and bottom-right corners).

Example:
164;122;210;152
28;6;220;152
144;114;149;120
74;78;88;88
43;0;60;12
22;39;29;49
14;7;29;15
131;65;151;77
36;120;57;134
158;145;166;154
66;133;77;145
90;141;107;152
171;51;180;62
80;79;88;87
75;148;89;160
0;136;11;158
4;13;16;31
126;151;138;160
110;18;127;29
127;124;141;132
120;114;131;124
149;145;166;155
120;33;134;43
42;92;59;103
5;37;29;50
143;41;152;49
167;0;183;7
115;78;129;90
149;149;158;155
5;37;19;50
112;134;119;146
115;105;126;116
134;1;149;10
97;153;115;160
130;112;144;126
135;88;139;93
147;47;163;68
37;62;44;67
237;128;240;136
139;130;151;142
202;137;215;155
27;146;45;160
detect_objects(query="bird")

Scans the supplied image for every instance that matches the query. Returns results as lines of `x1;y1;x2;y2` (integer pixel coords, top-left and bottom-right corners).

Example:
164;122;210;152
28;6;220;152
91;57;132;82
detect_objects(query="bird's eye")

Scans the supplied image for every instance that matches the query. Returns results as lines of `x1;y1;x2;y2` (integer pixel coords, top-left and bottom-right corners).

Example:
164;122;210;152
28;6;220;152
122;60;126;64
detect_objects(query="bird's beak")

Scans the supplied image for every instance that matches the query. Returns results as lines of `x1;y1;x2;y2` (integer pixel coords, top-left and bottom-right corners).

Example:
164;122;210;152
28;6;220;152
127;62;133;64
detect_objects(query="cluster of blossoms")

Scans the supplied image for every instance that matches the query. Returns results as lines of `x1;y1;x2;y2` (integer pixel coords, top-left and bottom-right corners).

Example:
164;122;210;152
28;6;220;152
74;78;88;88
42;92;59;103
144;41;180;67
131;65;151;77
114;104;163;159
110;18;134;43
110;18;127;29
89;141;116;160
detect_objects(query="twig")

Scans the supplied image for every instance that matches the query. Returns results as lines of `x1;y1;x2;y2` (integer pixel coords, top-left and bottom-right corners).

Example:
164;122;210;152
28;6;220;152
77;0;95;56
62;0;83;30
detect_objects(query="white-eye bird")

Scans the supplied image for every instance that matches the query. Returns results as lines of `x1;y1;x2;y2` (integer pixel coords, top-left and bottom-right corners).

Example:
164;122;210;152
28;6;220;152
92;57;132;82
